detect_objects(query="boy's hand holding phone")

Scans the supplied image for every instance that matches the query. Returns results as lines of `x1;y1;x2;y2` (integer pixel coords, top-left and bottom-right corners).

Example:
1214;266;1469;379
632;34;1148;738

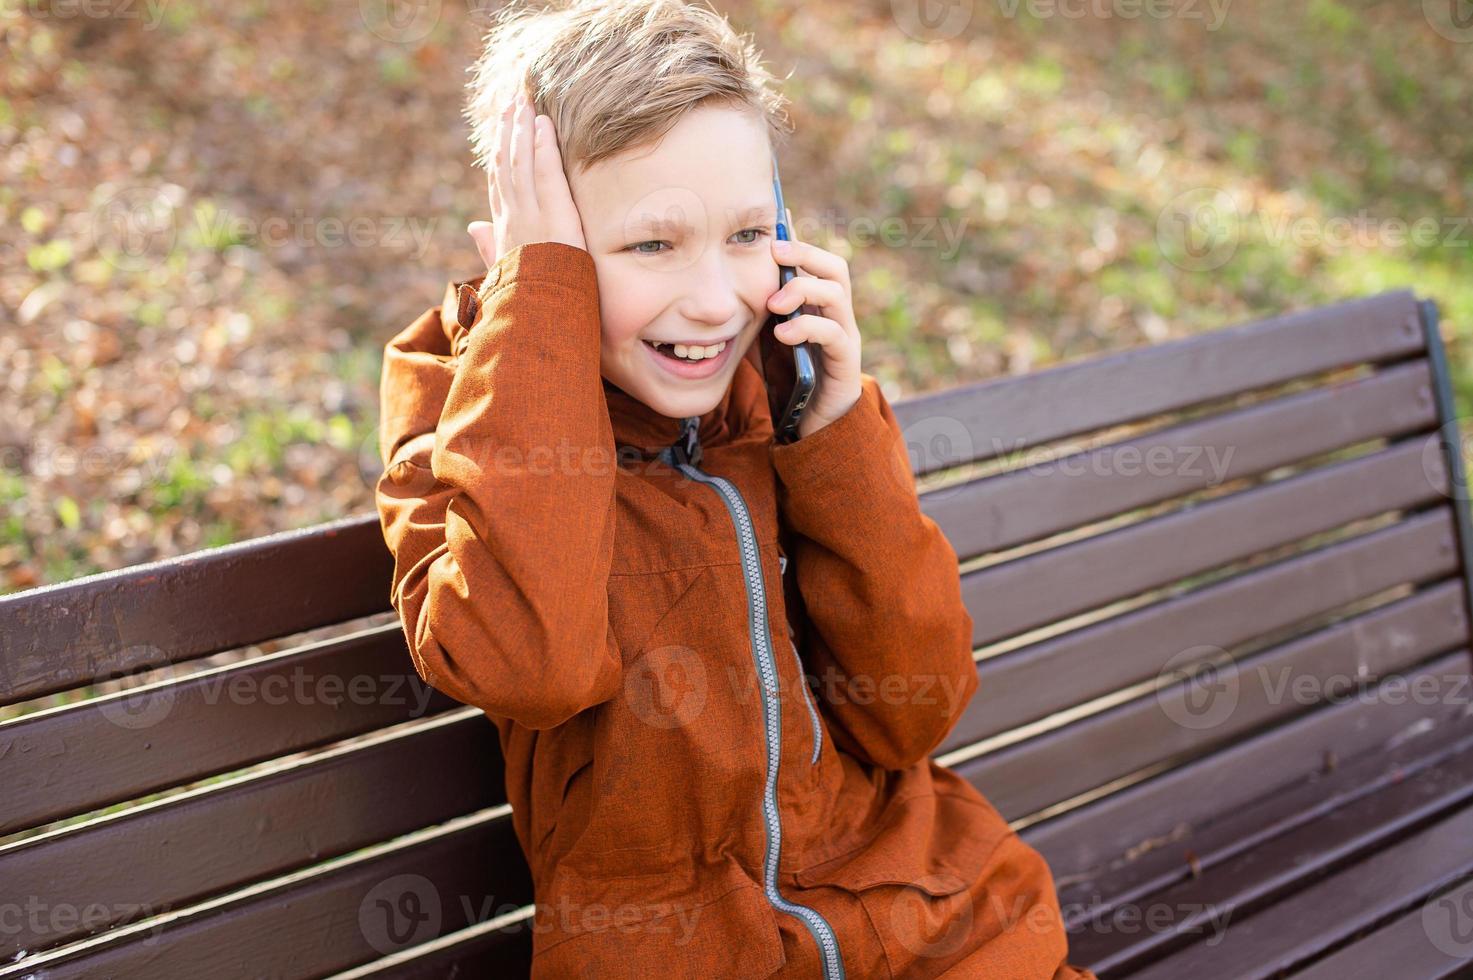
766;220;862;440
467;81;587;273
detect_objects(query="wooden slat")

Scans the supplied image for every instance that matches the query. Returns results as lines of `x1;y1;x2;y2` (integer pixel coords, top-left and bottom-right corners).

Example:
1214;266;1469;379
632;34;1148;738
1285;877;1473;979
329;917;534;979
0;713;506;960
1069;723;1473;972
0;815;531;980
1022;648;1473;883
0;513;392;706
923;359;1436;560
0;623;458;835
963;436;1446;648
1123;790;1473;979
944;508;1460;752
1057;711;1473;930
959;583;1467;821
894;289;1422;476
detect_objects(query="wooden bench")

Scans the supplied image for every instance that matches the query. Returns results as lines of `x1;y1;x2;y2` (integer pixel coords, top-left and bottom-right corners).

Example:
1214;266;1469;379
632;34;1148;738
3;287;1470;978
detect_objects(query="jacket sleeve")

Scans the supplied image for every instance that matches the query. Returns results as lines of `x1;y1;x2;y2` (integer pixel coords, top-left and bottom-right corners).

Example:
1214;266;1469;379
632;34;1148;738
374;241;623;730
769;373;978;771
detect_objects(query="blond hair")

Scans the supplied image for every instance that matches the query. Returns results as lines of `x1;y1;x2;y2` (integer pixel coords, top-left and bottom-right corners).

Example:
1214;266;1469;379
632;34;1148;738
463;0;793;176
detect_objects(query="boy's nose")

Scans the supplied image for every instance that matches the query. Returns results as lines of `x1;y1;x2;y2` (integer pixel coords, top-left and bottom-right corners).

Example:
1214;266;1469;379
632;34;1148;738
676;255;745;327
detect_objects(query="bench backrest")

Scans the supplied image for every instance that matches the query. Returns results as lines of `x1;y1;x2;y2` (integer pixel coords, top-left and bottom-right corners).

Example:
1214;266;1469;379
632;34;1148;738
1;288;1467;977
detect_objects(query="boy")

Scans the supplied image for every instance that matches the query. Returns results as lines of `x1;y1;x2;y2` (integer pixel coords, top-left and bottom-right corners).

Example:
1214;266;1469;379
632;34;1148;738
376;0;1097;976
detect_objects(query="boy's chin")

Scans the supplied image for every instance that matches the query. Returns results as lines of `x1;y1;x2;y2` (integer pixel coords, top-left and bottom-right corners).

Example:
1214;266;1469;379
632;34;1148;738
616;373;729;421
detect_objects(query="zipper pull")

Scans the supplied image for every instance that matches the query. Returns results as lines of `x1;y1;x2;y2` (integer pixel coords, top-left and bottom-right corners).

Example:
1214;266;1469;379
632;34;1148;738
677;416;702;469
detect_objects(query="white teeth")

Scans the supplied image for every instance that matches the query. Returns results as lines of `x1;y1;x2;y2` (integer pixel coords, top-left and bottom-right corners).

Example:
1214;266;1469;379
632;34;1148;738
651;340;727;361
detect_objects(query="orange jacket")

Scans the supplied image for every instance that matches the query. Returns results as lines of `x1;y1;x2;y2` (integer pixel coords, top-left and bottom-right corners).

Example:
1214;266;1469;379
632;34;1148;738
375;241;1096;979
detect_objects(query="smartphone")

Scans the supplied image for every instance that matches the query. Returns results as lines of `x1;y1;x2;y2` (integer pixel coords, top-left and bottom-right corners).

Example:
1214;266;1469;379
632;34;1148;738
761;152;819;444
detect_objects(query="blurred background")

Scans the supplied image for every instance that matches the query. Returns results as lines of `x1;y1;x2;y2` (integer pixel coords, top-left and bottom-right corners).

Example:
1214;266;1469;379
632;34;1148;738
3;0;1471;593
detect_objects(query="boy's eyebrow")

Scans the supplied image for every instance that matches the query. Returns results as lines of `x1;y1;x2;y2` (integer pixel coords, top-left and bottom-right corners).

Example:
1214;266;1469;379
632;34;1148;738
625;202;775;235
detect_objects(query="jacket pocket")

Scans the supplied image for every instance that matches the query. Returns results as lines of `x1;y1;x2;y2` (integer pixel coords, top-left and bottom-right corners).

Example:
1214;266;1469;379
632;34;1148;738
531;875;786;979
793;777;1011;896
792;776;1043;976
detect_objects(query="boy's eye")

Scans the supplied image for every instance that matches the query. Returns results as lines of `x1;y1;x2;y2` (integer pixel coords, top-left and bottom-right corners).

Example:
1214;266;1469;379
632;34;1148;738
625;228;767;255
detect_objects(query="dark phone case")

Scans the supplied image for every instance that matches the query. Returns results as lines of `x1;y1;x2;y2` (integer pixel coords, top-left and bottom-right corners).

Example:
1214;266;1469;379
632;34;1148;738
759;312;819;444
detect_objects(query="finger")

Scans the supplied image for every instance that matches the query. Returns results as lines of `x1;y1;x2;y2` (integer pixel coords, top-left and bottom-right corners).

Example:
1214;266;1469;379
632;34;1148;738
468;220;496;270
494;88;517;209
772;236;849;287
533;114;567;201
767;273;846;316
508;88;537;207
773;312;846;351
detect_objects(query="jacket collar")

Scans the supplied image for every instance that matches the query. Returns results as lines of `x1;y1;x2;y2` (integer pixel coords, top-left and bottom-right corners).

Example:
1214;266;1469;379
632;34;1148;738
602;374;738;460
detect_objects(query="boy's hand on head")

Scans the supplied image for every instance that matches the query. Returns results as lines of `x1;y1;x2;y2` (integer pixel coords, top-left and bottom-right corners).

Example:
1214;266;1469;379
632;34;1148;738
767;212;863;439
467;80;588;272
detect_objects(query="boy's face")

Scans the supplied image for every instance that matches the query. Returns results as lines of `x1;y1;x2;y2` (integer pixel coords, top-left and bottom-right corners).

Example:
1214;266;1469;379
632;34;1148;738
568;104;779;422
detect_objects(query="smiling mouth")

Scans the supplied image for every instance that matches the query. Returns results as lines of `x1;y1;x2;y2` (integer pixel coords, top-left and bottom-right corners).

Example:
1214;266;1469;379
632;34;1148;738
643;339;730;362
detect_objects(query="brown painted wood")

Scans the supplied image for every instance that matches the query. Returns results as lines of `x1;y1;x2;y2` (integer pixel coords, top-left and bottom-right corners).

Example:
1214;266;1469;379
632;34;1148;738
1122;789;1473;979
894;289;1423;476
959;582;1468;821
1;624;458;835
1022;648;1473;886
1069;722;1473;972
1057;711;1473;932
922;358;1436;561
0;514;392;706
960;437;1447;649
946;508;1460;752
0;714;508;959
1285;877;1473;979
19;816;531;979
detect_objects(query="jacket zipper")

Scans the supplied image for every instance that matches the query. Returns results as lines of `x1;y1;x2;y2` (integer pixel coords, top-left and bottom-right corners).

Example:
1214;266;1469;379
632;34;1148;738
660;416;845;980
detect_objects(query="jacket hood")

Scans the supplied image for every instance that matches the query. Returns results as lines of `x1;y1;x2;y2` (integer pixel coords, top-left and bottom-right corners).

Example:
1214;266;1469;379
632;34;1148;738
380;270;775;467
